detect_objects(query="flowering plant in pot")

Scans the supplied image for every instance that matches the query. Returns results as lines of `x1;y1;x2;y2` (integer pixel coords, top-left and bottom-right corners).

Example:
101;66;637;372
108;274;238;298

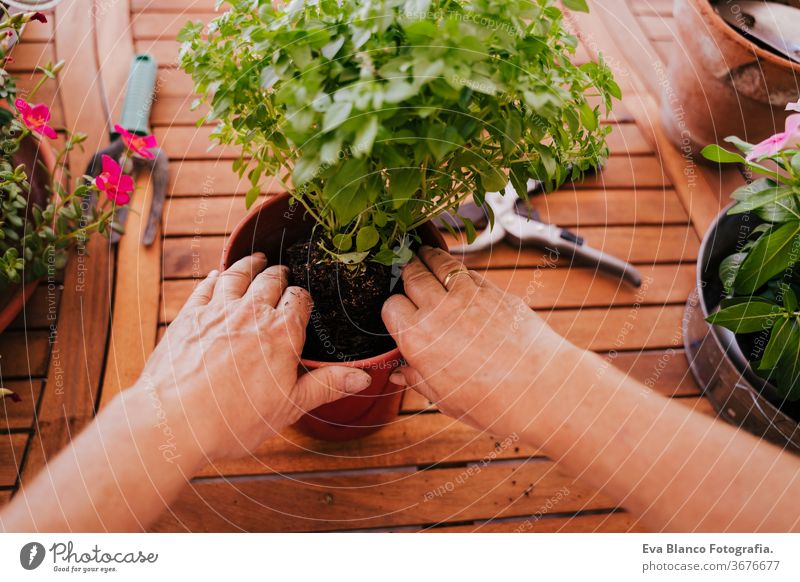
179;0;618;439
0;11;138;402
698;106;800;415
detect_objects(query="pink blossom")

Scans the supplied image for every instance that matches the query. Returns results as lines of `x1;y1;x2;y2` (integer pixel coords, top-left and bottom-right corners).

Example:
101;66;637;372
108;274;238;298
746;114;800;161
114;124;157;159
95;155;133;205
15;98;56;139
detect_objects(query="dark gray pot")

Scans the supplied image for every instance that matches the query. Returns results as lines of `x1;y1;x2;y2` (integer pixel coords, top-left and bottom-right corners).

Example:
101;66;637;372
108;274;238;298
684;205;800;452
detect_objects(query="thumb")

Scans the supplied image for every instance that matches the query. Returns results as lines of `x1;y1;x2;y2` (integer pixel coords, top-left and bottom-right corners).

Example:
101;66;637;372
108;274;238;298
292;366;372;411
389;366;433;399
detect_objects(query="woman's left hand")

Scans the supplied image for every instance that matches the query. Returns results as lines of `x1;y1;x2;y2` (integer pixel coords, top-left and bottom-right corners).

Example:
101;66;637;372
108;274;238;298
132;253;372;462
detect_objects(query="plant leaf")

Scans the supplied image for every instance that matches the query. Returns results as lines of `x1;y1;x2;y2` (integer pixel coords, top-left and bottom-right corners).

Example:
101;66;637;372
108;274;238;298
562;0;589;12
323;101;352;132
734;221;800;293
760;317;795;370
776;321;800;400
706;298;783;333
356;225;379;251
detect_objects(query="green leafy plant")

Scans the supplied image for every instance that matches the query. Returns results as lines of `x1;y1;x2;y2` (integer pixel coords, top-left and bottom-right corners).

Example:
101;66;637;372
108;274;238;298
702;111;800;400
179;0;618;266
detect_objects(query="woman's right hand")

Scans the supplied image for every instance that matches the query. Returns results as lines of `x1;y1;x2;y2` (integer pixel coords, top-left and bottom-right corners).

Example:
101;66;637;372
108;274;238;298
381;246;581;434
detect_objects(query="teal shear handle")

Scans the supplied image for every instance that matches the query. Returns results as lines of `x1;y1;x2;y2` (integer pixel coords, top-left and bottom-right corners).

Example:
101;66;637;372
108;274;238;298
114;54;158;137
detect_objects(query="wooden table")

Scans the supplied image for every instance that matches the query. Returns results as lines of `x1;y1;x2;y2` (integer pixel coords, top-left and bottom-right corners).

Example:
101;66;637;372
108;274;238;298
0;0;744;532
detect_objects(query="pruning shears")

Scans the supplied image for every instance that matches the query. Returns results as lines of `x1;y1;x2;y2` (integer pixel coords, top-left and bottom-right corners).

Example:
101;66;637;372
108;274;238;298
449;180;643;287
84;54;168;246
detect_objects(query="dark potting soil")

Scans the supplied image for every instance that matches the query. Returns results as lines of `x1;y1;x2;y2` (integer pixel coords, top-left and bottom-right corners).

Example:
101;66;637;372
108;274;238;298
286;240;399;362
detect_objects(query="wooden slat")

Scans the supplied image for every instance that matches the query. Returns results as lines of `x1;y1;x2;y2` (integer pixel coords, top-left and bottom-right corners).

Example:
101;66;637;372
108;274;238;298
193;414;535;478
25;0;115;483
607;123;651;155
169;161;285;196
428;511;644;533
100;172;162;409
152;96;209;126
576;156;668;188
545;305;684;351
0;379;43;431
0;433;28;488
637;15;676;42
629;0;674;16
21;19;55;43
135;40;180;68
132;11;215;40
0;489;11;506
0;332;50;378
155;126;235;160
152;459;616;532
6;42;55;72
533;188;689;226
156;68;197;98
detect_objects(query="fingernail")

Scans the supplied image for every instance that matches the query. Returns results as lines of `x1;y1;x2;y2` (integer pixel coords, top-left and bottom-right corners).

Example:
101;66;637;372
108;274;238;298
346;372;372;392
208;269;219;277
253;252;266;260
390;372;407;386
420;245;432;251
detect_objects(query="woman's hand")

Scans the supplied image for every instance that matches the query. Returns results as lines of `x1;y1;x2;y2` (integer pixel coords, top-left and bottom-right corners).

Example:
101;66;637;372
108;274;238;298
134;253;372;461
382;246;581;434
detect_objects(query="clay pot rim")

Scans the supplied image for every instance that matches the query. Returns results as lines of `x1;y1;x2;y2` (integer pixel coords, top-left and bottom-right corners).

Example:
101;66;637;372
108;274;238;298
692;0;800;72
221;193;407;370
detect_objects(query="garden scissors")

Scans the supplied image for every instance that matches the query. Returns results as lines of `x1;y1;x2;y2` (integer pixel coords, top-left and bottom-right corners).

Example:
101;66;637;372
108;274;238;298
449;180;643;287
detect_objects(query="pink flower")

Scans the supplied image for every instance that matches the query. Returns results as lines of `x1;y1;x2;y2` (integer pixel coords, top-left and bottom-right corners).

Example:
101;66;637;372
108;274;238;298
15;98;56;139
95;155;133;205
746;114;800;161
114;124;157;159
787;100;800;113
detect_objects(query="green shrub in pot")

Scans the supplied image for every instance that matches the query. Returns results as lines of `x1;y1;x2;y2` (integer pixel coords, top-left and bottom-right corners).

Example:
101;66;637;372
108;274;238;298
703;108;800;399
179;0;618;358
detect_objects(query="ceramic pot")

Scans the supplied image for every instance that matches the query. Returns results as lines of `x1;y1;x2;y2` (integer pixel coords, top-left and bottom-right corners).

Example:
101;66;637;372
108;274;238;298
222;192;447;441
660;0;800;157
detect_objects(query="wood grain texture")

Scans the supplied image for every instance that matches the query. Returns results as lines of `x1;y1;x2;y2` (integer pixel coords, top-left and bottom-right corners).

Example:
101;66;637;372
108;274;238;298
0;379;44;431
0;433;29;488
151;459;617;532
24;0;115;483
100;173;163;409
426;511;645;533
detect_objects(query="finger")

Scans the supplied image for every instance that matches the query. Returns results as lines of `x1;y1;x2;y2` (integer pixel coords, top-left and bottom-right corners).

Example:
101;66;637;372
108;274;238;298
214;253;267;303
419;246;474;293
183;270;219;309
381;293;417;337
389;366;433;397
246;265;289;308
293;366;373;411
276;285;314;327
402;256;445;307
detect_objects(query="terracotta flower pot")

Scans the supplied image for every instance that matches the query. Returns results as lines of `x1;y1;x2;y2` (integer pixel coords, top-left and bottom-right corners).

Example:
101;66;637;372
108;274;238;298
0;133;56;334
660;0;800;157
221;192;446;441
